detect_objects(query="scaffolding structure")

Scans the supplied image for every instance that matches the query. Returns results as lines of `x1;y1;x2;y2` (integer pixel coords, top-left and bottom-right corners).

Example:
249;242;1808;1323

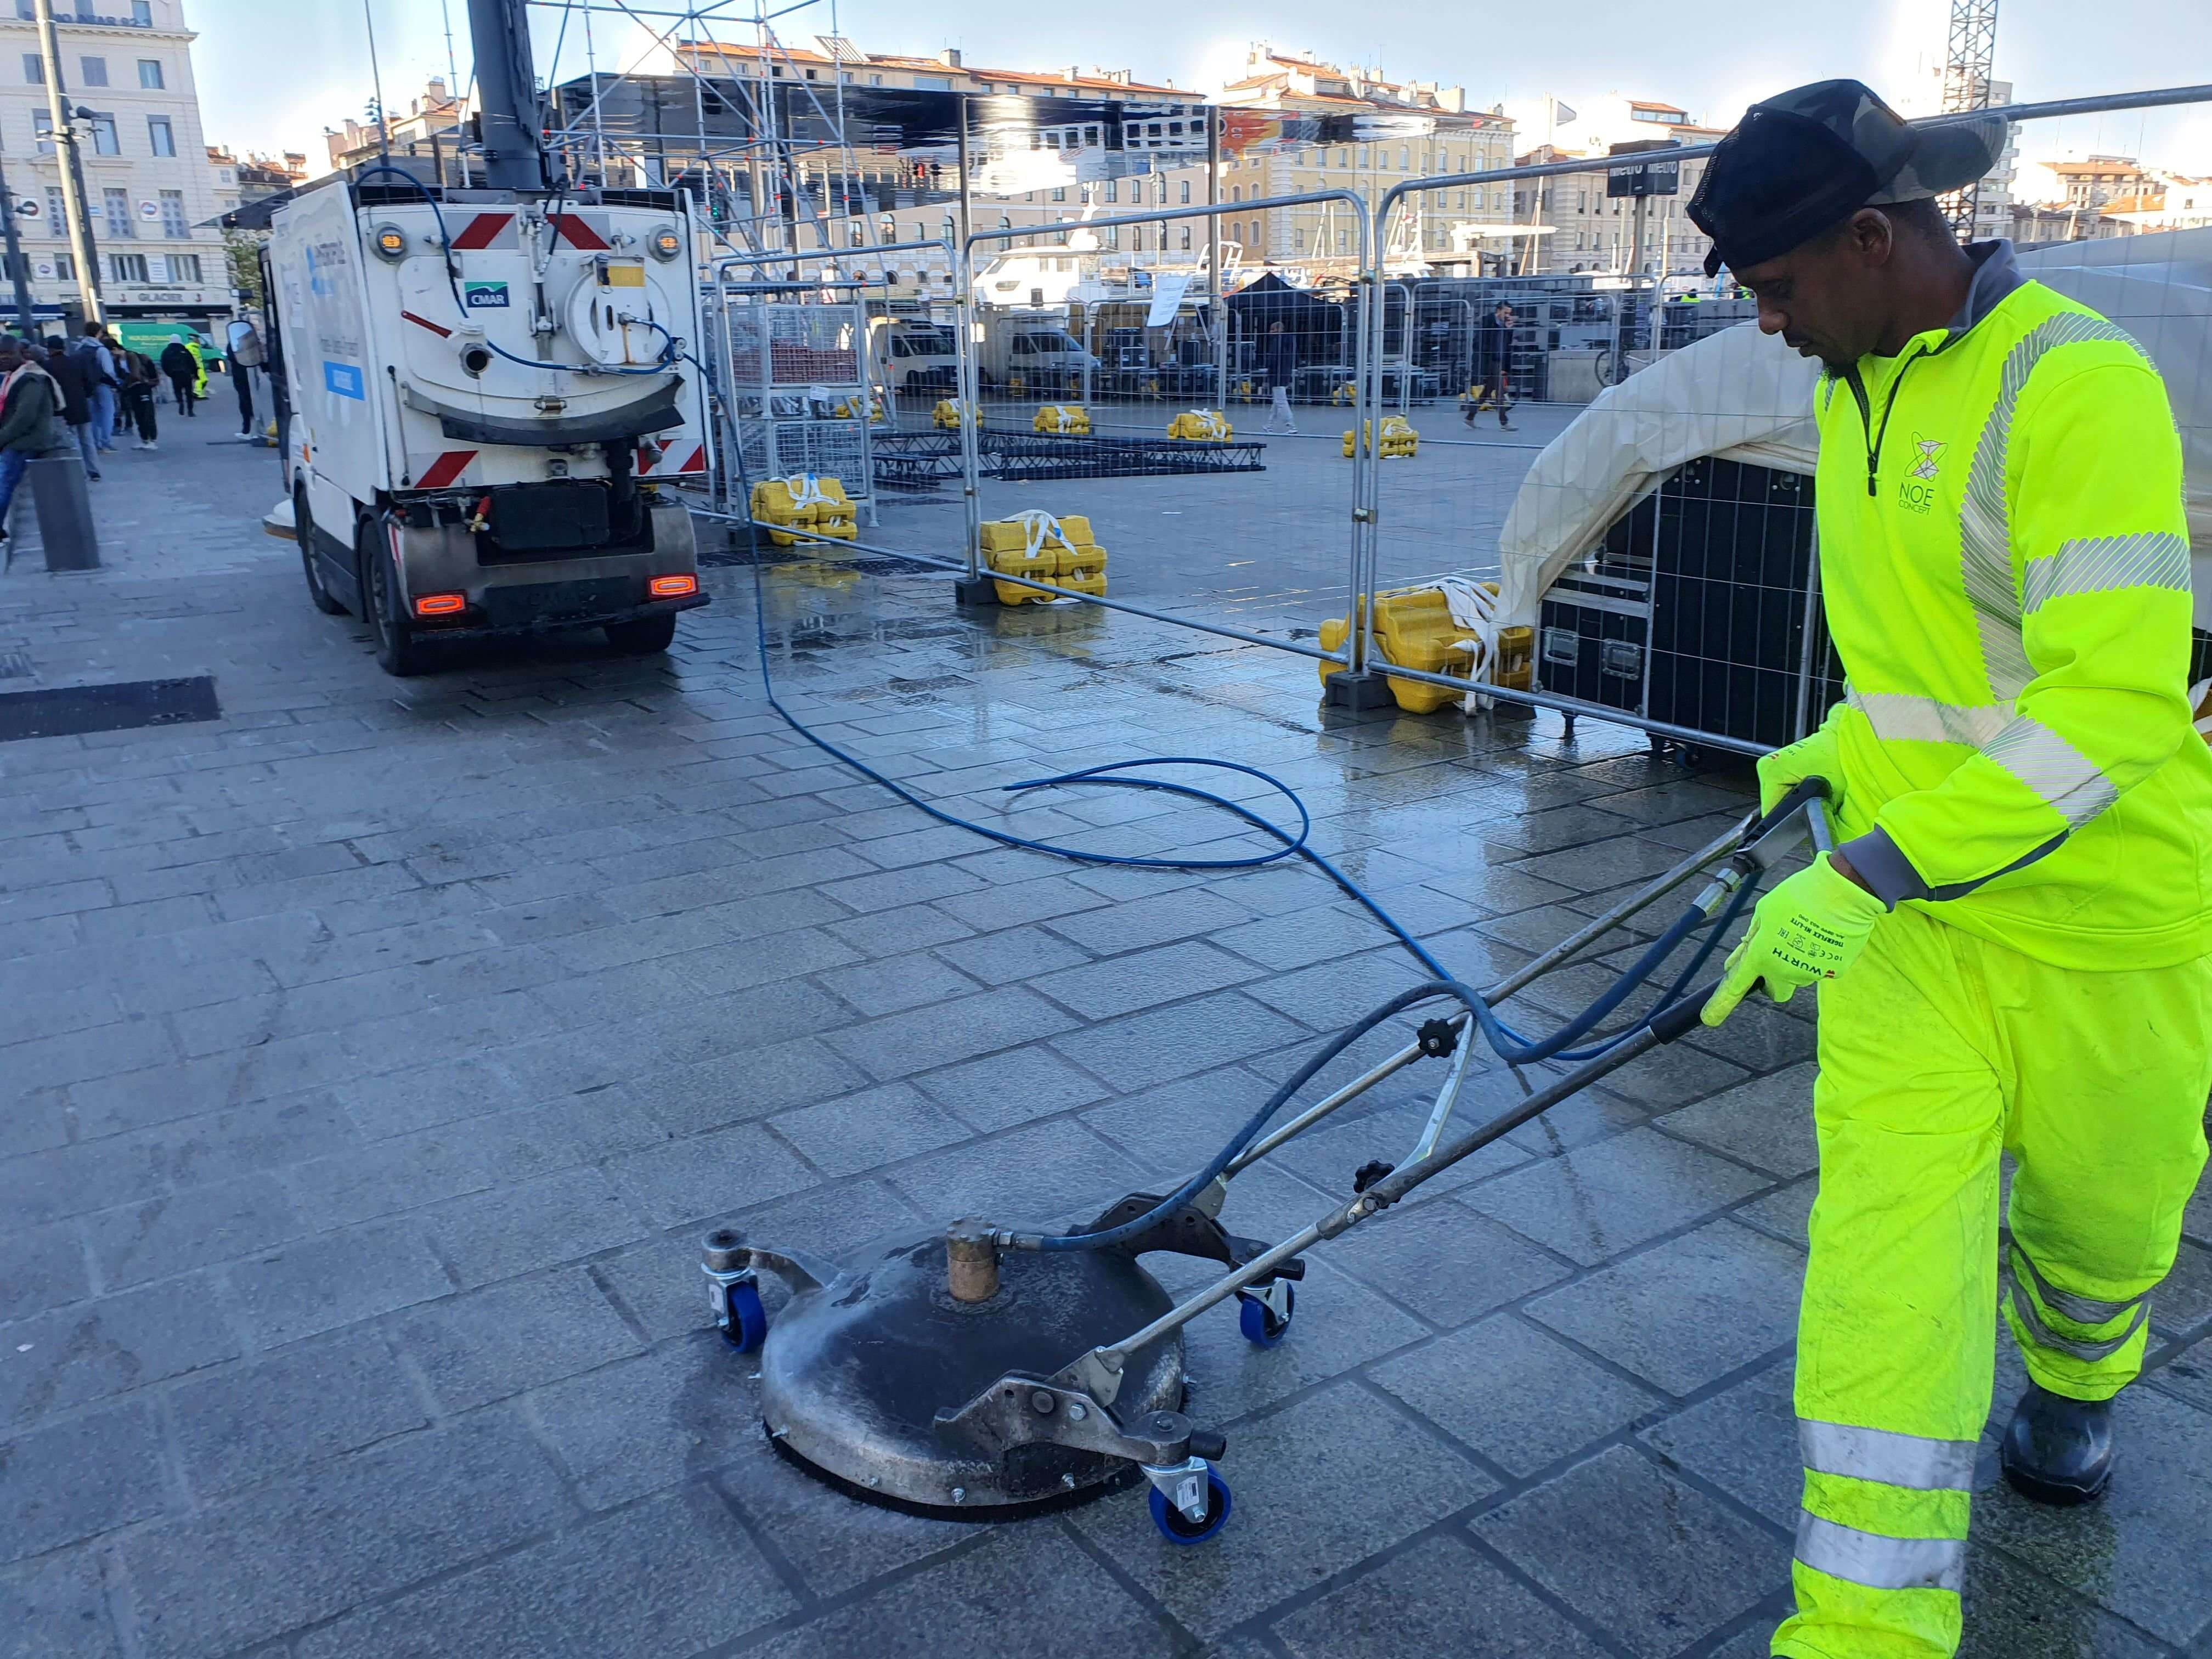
1938;0;2002;240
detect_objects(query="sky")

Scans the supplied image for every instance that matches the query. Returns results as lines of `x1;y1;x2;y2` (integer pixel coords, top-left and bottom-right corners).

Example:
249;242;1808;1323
191;0;2212;180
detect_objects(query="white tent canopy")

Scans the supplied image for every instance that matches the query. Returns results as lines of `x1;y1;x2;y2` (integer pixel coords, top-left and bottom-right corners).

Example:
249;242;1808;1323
1496;227;2212;629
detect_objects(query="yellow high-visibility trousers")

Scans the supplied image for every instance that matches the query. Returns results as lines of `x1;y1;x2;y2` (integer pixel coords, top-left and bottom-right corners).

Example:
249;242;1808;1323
1774;904;2212;1659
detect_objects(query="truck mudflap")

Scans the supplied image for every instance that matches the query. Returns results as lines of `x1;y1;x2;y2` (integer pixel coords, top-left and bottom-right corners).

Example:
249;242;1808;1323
409;578;709;641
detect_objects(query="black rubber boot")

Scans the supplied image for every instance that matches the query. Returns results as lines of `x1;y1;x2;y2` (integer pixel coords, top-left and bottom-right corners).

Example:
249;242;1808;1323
2000;1384;2113;1505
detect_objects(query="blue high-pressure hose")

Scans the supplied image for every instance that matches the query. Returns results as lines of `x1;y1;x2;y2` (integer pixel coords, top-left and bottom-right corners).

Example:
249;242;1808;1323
739;542;1760;1250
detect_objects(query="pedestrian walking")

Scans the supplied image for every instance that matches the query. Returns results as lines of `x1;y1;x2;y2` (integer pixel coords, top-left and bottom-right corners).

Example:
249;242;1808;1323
120;351;159;450
227;317;264;439
76;326;120;452
42;334;99;480
160;334;200;416
1261;319;1299;434
1465;301;1516;430
0;336;84;545
1690;78;2211;1659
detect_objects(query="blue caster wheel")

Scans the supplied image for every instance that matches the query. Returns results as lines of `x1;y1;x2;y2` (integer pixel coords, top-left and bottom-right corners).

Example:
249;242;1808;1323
721;1279;768;1352
1237;1284;1294;1348
1148;1468;1232;1544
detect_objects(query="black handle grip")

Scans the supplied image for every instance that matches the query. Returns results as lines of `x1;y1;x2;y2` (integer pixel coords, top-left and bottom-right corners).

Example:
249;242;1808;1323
1748;774;1831;843
1651;986;1715;1044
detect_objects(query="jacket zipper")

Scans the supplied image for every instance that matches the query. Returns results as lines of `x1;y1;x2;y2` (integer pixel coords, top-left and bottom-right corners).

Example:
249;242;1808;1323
1849;345;1932;496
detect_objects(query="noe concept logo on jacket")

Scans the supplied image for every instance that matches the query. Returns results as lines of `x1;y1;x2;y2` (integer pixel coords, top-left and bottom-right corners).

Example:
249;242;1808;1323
1900;433;1946;512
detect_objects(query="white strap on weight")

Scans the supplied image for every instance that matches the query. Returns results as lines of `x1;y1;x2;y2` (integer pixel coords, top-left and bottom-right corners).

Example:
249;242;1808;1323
1184;410;1228;441
783;472;832;510
1012;509;1065;567
1438;577;1501;714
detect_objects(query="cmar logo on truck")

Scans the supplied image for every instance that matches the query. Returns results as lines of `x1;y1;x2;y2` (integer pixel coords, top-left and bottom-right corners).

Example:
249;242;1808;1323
463;281;510;309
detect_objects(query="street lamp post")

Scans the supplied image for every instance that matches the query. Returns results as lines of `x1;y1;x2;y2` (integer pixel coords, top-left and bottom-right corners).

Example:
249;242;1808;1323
32;0;103;326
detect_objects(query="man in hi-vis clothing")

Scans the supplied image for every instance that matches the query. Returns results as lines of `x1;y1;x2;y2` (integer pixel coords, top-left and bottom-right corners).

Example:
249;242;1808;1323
1687;82;2212;1658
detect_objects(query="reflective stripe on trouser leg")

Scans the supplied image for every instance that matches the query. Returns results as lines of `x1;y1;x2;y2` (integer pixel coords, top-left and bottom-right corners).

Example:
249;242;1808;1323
2002;1240;2152;1383
1774;910;1999;1659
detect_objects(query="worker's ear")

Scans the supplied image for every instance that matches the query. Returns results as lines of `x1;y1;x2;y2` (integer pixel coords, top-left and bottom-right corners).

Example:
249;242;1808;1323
1846;207;1898;270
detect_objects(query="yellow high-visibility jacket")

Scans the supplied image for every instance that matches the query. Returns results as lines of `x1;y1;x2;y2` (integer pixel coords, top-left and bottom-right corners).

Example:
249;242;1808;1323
1814;242;2212;968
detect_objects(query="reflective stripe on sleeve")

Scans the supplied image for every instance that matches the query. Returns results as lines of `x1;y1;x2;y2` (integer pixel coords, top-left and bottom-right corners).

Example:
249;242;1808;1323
2022;531;2191;614
1799;1419;1977;1492
1795;1514;1966;1594
1982;716;2119;828
2006;1285;2149;1363
1845;688;2009;748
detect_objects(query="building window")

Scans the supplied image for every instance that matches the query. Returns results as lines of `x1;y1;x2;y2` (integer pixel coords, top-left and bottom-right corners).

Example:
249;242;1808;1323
1293;227;1305;252
1051;186;1065;203
1178;224;1190;250
110;251;147;282
132;0;151;21
1178;180;1189;204
137;57;162;88
31;110;52;154
78;55;106;86
1229;185;1240;203
1103;179;1117;202
146;115;173;156
1336;228;1348;253
104;187;131;238
21;52;37;82
163;252;200;282
52;250;72;280
90;115;119;155
1398;145;1408;170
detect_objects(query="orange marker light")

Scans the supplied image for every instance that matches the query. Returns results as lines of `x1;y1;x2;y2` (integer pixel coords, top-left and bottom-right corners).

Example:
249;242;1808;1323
648;574;698;598
413;592;466;616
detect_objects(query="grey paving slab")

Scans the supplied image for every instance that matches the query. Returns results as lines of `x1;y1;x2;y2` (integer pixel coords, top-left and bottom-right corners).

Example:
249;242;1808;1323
1272;1533;1612;1659
1373;1313;1668;1477
770;1080;974;1176
0;1269;242;1428
884;1116;1152;1226
741;1522;1182;1659
913;1042;1110;1133
165;1327;430;1499
821;985;1078;1080
227;1219;455;1348
603;1121;820;1230
0;1400;171;1561
394;1267;644;1412
292;1481;794;1659
1473;1444;1791;1659
1651;1063;1821;1179
524;1334;761;1511
1069;1383;1498;1640
1462;1127;1775;1268
1958;1543;2172;1659
1030;938;1265;1021
1526;1220;1805;1397
418;1164;648;1285
0;1547;122;1659
1049;989;1311;1091
121;1412;572;1659
1637;1359;1802;1528
1325;1195;1577;1328
0;1221;91;1324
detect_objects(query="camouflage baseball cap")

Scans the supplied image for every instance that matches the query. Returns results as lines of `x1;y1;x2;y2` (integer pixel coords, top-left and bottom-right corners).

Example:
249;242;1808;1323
1688;79;2009;276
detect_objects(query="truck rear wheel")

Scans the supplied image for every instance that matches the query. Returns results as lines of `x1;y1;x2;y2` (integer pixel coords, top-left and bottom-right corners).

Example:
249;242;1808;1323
357;512;438;678
297;487;347;615
605;613;678;654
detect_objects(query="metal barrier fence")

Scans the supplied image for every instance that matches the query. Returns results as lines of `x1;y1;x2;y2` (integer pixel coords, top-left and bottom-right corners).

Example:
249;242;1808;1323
695;83;2212;756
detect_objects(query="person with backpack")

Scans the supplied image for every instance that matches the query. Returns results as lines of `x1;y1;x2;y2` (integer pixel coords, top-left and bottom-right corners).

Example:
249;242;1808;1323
41;334;99;480
0;335;84;543
120;351;159;450
160;334;200;416
76;326;120;453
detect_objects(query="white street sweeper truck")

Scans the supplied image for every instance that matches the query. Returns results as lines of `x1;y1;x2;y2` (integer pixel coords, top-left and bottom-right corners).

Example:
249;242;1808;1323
263;0;708;675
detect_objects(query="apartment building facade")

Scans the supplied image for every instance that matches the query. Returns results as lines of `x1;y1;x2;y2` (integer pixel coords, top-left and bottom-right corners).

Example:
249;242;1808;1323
0;0;229;325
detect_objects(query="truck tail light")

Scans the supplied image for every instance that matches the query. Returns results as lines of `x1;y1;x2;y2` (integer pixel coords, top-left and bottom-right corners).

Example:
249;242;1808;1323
648;574;698;598
413;592;467;617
